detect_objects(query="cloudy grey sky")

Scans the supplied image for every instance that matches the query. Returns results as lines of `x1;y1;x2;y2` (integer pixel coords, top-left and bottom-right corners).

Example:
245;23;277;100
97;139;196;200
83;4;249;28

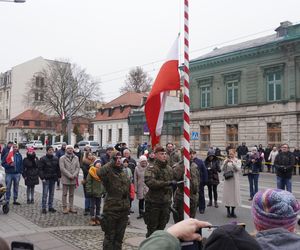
1;0;300;101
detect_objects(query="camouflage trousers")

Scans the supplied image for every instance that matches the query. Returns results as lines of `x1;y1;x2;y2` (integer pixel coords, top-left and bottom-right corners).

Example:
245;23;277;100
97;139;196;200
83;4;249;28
173;196;198;223
144;201;171;238
101;210;129;250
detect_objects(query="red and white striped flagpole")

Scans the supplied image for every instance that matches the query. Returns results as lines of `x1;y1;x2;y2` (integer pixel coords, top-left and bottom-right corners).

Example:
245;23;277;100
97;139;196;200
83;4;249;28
183;0;190;219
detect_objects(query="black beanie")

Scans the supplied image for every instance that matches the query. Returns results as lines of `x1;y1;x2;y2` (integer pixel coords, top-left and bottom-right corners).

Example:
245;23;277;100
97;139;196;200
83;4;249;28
204;224;262;250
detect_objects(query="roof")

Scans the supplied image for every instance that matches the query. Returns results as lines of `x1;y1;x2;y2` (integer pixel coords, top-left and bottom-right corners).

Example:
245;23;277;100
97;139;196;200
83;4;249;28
94;106;132;121
104;91;147;108
11;109;50;121
192;34;283;62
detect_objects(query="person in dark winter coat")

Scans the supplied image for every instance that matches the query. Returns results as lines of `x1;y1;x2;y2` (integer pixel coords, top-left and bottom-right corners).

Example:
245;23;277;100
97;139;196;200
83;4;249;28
204;151;221;208
39;146;61;214
293;147;300;175
100;146;113;165
274;144;295;192
245;147;262;201
22;147;39;204
190;150;208;214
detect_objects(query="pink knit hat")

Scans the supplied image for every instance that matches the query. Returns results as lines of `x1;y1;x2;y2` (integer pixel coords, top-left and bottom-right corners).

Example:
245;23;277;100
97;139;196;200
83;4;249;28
252;188;300;232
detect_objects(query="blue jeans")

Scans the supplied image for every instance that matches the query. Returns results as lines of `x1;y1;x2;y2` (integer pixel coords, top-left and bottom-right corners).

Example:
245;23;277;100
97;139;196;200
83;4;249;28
42;179;55;209
276;176;292;192
248;174;259;199
85;197;91;210
5;173;21;203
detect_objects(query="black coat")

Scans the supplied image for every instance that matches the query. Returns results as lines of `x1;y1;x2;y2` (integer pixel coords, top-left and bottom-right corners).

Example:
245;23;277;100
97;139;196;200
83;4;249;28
22;155;39;186
205;156;221;185
38;154;61;181
274;151;295;179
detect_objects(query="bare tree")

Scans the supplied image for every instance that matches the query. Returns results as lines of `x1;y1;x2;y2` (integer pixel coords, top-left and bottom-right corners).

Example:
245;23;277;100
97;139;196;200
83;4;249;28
24;59;102;133
120;66;152;93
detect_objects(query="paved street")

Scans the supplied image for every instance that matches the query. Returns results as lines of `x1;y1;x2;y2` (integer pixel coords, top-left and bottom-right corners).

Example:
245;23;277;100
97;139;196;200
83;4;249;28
1;150;300;249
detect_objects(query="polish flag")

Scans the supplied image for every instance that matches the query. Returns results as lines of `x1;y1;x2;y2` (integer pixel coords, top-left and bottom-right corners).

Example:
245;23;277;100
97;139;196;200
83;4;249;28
62;112;65;120
145;37;181;148
6;146;14;165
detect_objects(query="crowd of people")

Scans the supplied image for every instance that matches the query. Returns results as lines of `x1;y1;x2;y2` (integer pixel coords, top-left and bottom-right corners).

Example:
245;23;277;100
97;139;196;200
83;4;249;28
0;140;299;249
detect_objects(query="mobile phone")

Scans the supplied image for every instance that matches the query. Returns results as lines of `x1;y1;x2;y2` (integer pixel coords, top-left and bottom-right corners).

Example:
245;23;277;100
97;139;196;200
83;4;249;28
180;229;204;250
11;241;34;250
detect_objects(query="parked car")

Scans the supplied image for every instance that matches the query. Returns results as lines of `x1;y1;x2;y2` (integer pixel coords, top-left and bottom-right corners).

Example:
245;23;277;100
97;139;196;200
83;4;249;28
25;140;44;150
51;142;67;151
98;144;115;157
77;141;100;154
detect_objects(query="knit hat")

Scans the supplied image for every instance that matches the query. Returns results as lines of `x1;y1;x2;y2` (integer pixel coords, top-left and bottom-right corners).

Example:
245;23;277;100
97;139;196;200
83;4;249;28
27;146;35;153
252;188;300;232
93;159;102;166
205;224;261;250
121;157;129;164
139;155;147;162
66;145;74;149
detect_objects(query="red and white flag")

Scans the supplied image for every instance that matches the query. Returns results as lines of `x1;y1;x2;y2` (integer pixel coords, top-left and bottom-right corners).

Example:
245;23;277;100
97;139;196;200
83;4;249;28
145;37;181;148
61;112;65;120
6;146;14;165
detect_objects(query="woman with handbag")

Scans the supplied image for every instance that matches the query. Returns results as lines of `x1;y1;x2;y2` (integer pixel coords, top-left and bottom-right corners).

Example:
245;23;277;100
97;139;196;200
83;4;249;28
222;148;241;218
245;147;262;201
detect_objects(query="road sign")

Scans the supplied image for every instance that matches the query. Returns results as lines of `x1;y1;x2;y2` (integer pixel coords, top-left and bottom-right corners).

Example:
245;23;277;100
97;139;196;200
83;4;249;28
191;131;199;140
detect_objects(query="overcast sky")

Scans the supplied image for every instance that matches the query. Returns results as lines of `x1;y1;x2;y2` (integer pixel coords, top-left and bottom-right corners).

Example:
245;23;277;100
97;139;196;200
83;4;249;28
1;0;300;102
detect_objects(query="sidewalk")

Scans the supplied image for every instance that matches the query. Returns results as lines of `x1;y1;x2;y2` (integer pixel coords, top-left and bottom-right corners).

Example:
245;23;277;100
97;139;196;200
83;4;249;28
1;185;145;250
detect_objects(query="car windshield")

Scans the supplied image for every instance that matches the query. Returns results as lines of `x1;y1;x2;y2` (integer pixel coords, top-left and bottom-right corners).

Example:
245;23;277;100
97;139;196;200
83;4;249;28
90;142;99;146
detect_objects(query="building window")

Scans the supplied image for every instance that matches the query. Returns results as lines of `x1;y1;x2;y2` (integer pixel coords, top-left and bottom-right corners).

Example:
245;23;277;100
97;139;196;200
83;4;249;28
172;127;181;146
227;81;238;105
6;91;9;100
46;121;52;127
108;129;112;142
23;120;29;126
201;86;210;108
40;93;44;101
35;121;41;127
267;123;281;146
226;124;238;149
118;128;122;142
36;76;45;88
35;92;39;101
5;109;8;119
267;72;281;101
200;126;210;150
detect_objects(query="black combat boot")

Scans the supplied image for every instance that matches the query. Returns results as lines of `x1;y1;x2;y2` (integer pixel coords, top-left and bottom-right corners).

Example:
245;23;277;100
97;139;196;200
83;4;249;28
207;200;212;207
226;206;231;218
231;207;237;218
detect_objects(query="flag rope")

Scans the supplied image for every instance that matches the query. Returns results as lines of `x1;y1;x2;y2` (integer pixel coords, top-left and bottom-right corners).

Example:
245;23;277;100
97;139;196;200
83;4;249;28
183;0;190;219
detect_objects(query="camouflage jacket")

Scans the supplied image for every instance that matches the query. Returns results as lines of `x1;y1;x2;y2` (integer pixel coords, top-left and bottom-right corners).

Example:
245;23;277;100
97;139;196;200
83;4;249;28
167;150;181;168
97;161;130;212
173;160;200;200
144;159;173;204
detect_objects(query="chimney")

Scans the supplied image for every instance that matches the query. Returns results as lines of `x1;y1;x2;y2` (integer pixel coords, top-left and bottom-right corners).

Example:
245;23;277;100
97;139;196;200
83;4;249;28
275;21;292;37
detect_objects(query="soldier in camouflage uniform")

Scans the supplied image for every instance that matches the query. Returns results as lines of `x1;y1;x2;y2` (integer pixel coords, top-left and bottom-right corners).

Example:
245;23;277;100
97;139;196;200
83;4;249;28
144;146;174;237
97;152;130;250
166;142;180;167
172;149;200;223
